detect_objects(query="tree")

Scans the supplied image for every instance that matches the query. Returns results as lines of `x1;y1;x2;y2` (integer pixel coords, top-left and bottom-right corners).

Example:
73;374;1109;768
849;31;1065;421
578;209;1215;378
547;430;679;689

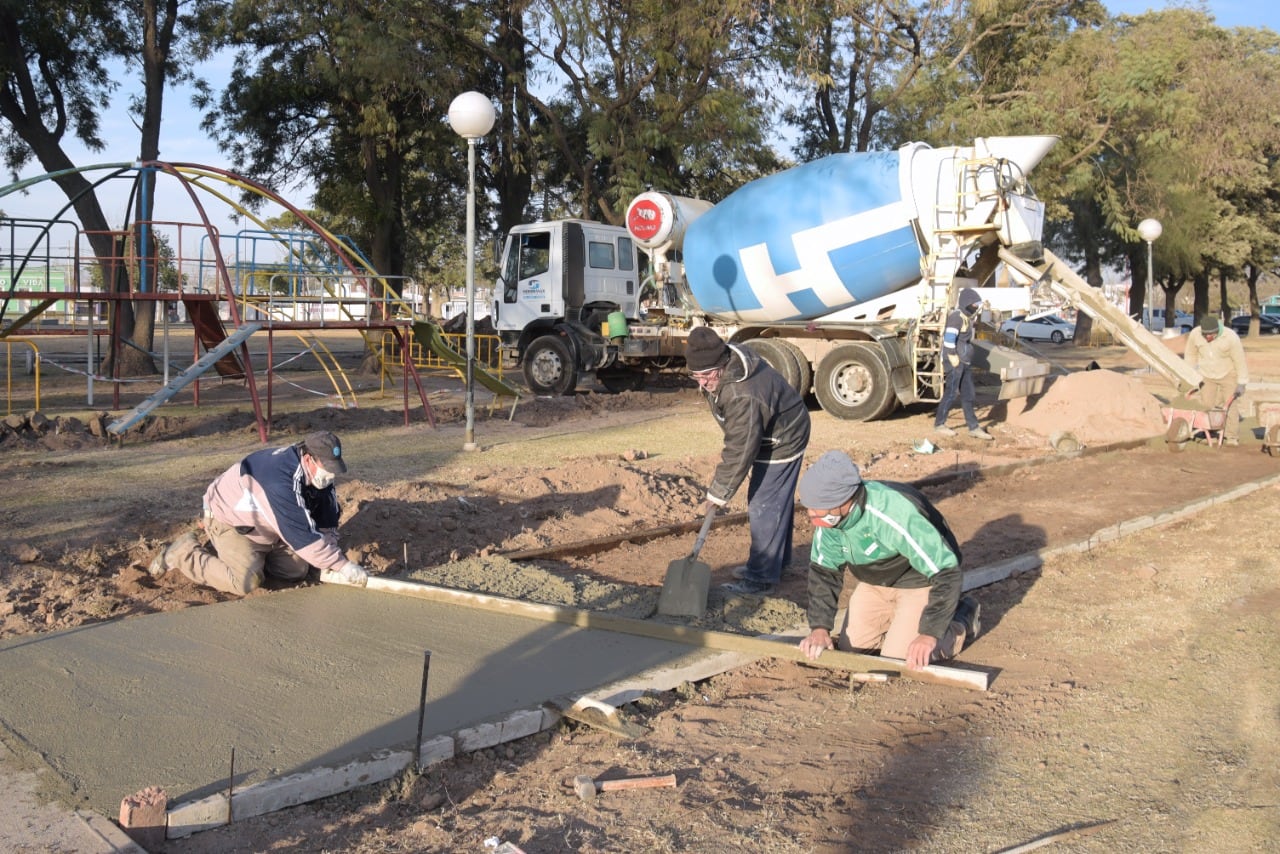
900;7;1280;338
1;0;223;375
769;1;1107;157
0;1;125;333
121;0;222;374
199;0;478;302
471;0;782;223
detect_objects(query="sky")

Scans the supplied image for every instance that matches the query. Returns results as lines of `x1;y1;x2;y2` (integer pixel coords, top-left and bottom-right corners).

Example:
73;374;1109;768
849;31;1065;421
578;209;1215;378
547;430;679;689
1105;0;1279;31
4;1;1279;256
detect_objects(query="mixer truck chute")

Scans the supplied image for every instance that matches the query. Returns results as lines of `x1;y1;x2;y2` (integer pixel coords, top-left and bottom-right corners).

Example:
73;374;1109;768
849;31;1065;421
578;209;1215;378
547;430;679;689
492;135;1092;417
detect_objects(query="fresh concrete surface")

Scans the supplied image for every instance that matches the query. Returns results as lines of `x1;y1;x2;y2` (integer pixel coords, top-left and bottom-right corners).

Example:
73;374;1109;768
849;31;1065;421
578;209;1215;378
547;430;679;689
0;584;712;821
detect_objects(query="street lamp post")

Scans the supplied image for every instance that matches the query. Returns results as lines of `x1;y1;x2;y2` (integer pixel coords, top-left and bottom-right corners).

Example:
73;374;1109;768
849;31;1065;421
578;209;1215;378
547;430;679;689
448;91;496;452
1137;218;1163;331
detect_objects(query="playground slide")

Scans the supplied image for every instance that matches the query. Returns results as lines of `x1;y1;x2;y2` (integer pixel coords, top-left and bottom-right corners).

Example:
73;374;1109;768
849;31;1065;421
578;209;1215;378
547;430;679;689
410;321;520;399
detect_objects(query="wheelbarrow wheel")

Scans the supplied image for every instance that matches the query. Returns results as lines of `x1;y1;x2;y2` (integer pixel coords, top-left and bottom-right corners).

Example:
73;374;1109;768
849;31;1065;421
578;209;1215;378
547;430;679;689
1265;424;1280;457
1165;417;1191;452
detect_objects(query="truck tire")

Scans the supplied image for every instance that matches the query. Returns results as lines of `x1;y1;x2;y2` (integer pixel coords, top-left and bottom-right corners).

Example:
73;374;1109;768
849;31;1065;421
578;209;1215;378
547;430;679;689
523;334;578;396
814;343;894;421
743;339;806;396
769;338;812;396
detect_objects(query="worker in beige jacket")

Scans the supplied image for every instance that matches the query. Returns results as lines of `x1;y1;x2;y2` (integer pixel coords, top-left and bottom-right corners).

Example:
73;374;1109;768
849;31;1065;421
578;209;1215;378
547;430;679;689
1184;315;1249;446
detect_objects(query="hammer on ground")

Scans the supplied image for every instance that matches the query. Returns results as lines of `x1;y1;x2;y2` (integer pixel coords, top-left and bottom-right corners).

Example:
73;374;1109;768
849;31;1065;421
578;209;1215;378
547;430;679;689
573;772;677;801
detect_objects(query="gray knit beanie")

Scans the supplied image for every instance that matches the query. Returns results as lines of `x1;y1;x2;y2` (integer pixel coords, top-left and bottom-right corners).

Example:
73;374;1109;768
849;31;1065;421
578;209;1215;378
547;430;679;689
798;450;862;509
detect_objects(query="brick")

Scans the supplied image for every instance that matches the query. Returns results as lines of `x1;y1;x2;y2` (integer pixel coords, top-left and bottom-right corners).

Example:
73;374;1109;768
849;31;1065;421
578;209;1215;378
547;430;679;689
119;785;168;850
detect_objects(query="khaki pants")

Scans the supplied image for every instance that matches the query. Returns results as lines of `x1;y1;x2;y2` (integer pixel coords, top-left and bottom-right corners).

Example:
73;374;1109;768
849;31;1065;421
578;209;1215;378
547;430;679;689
838;583;966;662
170;517;309;596
1200;372;1241;442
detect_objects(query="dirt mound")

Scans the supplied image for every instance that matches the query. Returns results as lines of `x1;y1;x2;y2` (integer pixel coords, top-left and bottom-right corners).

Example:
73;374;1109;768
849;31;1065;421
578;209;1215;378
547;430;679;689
1004;369;1167;445
338;456;710;573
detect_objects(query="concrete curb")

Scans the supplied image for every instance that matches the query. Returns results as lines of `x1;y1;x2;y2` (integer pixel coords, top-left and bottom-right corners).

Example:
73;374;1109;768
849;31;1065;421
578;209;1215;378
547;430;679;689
963;469;1280;590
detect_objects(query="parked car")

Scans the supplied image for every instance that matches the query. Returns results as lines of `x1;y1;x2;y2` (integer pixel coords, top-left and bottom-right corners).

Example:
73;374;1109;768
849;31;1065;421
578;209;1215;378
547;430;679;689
1228;313;1280;336
999;314;1076;344
1141;308;1194;334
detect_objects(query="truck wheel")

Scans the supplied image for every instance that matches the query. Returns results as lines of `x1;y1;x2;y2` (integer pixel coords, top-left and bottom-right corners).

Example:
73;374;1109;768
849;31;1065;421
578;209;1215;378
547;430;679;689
523;335;577;396
743;339;805;396
769;338;812;396
814;343;894;421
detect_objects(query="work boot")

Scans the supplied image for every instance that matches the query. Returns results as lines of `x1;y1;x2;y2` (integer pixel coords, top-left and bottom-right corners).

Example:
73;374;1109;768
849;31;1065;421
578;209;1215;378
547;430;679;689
934;424;957;437
968;427;994;441
147;532;197;578
954;595;982;641
720;579;774;596
1225;437;1240;447
730;565;751;580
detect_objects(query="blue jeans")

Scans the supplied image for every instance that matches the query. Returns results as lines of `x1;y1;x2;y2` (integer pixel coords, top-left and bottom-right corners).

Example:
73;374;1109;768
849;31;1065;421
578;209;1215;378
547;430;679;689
935;363;978;430
741;455;804;585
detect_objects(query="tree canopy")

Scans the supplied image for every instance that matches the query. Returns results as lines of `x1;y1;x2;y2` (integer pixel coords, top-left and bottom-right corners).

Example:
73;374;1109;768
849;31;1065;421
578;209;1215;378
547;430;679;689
5;0;1280;318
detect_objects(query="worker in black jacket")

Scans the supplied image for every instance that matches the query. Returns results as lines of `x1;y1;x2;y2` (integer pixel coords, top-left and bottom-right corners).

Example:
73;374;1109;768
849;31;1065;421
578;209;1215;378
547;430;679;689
685;327;811;595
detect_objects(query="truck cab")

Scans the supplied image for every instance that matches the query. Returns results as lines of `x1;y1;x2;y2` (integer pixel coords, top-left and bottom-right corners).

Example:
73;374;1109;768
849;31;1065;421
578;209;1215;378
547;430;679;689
493;220;645;394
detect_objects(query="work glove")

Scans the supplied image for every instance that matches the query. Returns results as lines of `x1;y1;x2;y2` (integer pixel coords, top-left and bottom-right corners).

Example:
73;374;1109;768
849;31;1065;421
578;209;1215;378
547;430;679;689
1234;384;1246;398
946;353;960;369
321;560;368;587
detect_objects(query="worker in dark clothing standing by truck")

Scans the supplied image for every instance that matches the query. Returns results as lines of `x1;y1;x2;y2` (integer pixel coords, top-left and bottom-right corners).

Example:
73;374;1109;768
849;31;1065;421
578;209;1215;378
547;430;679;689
685;327;811;596
795;450;980;670
934;286;993;440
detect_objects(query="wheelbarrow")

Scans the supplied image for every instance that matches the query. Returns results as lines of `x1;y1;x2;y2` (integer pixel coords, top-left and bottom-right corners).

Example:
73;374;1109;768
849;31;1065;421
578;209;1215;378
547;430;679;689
1161;392;1238;451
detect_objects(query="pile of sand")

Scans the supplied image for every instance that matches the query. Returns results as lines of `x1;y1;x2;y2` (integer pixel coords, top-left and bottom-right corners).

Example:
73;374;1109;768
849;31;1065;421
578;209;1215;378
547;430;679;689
1004;369;1167;445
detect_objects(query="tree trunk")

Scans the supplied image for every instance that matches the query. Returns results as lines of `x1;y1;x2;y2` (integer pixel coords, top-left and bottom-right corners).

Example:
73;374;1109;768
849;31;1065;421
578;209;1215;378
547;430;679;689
1126;245;1147;320
1218;269;1231;322
104;0;177;377
493;2;534;236
1073;224;1105;345
1192;270;1210;321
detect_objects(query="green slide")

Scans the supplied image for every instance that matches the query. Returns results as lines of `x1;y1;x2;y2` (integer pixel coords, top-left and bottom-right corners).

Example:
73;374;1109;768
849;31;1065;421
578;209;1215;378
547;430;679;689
411;321;521;398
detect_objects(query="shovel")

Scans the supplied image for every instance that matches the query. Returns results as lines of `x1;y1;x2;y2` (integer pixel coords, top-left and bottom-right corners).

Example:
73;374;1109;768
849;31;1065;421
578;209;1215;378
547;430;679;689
657;505;715;618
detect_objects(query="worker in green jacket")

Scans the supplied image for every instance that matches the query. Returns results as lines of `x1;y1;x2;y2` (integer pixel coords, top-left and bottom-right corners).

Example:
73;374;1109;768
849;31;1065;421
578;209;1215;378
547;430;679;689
796;450;981;669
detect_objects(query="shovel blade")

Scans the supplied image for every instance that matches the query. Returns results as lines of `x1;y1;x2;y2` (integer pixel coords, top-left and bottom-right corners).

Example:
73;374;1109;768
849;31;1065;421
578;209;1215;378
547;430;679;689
657;556;711;618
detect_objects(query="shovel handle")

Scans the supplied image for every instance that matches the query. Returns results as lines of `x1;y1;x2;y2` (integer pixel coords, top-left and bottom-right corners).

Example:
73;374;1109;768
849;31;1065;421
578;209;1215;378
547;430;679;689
689;505;716;560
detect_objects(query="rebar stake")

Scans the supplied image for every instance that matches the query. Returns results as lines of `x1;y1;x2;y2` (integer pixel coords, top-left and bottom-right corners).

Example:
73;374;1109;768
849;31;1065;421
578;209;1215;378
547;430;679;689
415;650;432;768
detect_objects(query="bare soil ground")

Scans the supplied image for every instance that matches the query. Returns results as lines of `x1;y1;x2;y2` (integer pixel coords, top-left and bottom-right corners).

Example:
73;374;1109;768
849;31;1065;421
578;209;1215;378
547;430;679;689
2;333;1279;852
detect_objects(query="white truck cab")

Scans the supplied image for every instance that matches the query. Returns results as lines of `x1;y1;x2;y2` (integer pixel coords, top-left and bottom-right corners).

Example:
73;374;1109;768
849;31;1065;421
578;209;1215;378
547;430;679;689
493;219;645;394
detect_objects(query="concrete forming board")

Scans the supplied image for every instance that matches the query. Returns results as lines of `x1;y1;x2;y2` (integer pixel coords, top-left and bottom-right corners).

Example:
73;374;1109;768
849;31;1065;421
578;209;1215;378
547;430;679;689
0;584;713;819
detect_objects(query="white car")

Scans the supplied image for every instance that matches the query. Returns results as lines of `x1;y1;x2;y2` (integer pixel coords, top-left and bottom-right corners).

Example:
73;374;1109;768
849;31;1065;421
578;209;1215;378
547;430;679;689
999;314;1075;344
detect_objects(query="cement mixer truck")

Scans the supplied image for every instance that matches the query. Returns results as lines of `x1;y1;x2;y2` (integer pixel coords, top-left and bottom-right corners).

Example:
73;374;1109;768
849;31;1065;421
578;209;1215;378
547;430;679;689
492;135;1065;420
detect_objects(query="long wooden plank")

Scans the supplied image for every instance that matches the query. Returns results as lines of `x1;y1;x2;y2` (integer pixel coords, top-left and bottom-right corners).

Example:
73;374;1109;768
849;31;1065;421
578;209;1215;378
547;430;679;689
363;576;990;691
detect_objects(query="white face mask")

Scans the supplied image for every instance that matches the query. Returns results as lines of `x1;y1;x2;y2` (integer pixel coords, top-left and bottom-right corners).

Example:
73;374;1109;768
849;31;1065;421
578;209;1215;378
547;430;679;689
310;465;335;489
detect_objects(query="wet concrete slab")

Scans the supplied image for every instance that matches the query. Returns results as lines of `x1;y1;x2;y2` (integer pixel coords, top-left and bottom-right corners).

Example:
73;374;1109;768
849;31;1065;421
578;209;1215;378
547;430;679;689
0;584;711;819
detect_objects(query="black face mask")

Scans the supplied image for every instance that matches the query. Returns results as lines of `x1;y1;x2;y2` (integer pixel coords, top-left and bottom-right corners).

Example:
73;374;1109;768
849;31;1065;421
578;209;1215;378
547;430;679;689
964;303;980;316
